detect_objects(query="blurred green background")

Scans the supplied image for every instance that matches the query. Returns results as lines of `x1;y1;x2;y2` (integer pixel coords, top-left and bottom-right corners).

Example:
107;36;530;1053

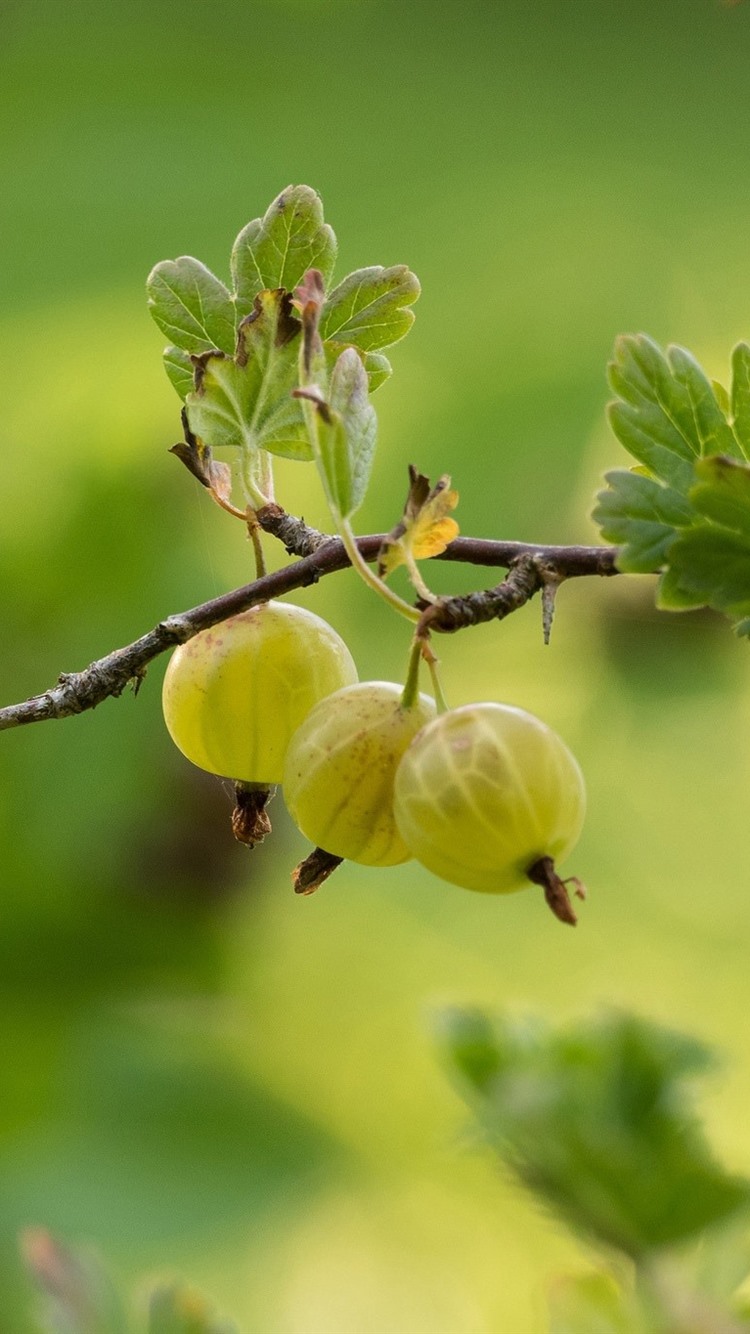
3;0;750;1328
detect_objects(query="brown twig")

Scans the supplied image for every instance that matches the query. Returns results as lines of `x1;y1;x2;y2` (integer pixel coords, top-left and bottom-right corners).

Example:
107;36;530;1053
0;516;623;733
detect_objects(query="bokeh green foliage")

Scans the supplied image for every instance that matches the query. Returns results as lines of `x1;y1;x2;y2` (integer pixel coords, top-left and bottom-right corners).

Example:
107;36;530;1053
440;1009;749;1257
5;0;750;1330
441;1009;750;1331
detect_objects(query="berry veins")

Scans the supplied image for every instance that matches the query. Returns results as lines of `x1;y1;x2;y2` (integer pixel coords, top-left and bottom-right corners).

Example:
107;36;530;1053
393;702;586;895
283;681;436;866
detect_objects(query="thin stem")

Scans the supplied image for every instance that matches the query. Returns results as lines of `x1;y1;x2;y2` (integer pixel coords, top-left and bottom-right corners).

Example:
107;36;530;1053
405;551;438;604
210;492;249;522
340;519;421;624
241;447;275;510
246;510;267;579
421;639;450;713
400;636;423;710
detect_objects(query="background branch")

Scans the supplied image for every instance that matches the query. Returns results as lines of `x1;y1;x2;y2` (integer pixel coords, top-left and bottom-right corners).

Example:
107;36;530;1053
0;519;622;732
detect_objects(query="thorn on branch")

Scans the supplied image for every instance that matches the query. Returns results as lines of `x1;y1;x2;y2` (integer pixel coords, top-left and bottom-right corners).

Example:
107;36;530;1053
537;567;564;645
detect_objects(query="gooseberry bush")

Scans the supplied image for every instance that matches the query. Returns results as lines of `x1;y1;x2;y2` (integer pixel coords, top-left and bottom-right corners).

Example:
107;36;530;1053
7;184;750;1330
149;185;601;922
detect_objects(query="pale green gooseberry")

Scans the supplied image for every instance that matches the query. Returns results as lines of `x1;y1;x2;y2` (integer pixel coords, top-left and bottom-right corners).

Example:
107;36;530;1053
393;702;585;894
162;601;357;784
283;681;436;866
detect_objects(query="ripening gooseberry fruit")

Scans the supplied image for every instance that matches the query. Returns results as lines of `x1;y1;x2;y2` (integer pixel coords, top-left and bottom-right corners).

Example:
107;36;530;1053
283;682;436;866
162;601;357;783
393;702;585;904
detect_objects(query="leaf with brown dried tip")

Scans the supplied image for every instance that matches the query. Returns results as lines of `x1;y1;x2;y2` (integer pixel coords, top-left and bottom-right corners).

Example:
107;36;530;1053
379;465;459;582
231;185;337;321
170;409;235;507
186;289;313;462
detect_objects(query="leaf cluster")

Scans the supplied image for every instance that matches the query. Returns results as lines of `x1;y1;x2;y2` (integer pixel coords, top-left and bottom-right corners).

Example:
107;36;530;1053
147;186;419;478
593;336;750;634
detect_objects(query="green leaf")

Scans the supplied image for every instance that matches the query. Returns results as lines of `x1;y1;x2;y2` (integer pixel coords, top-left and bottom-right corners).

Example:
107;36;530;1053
185;289;312;462
321;265;420;352
362;350;392;392
324;344;392;393
22;1230;128;1334
146;257;236;356
690;453;750;533
596;335;750;620
163;346;194;401
438;1009;750;1258
658;456;750;618
713;378;731;417
230;185;337;320
312;347;377;520
668;344;740;459
147;1282;237;1334
730;342;750;458
660;526;750;618
607;335;736;491
592;468;694;573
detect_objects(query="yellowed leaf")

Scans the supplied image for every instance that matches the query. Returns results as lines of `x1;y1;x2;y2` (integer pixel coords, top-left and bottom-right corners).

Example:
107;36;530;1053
377;465;459;580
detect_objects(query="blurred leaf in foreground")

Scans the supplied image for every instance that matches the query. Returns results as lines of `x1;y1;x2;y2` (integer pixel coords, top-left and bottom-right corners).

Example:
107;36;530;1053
22;1229;128;1334
437;1009;750;1259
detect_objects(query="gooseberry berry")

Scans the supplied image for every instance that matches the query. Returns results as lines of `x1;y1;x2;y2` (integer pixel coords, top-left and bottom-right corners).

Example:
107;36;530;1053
393;702;585;908
162;601;357;784
283;681;436;866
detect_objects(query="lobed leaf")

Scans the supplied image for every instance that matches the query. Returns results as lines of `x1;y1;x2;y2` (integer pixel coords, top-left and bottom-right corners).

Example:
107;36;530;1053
659;526;750;618
593;468;695;573
231;185;337;321
321;265;420;352
185;289;312;461
146;257;236;356
657;456;750;619
690;453;750;534
606;334;738;492
595;335;750;629
608;335;699;487
667;344;740;460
